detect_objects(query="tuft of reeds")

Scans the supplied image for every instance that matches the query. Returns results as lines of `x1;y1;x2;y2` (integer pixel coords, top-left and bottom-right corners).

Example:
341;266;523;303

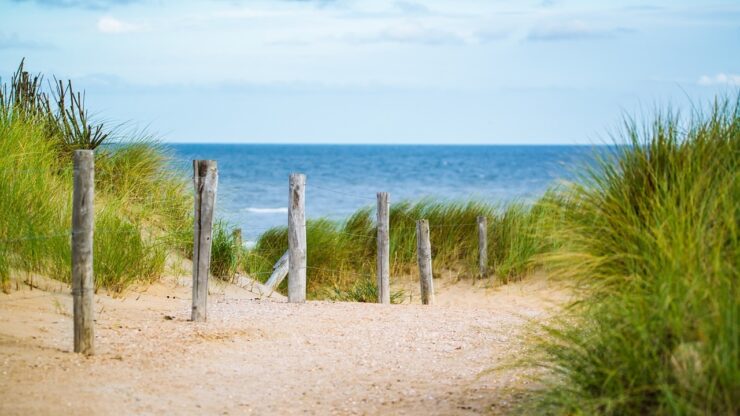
1;60;111;154
530;96;739;415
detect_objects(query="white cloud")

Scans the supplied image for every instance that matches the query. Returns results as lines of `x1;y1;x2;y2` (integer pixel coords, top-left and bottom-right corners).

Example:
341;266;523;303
393;1;431;15
342;23;473;45
527;20;632;41
209;8;290;19
698;73;740;87
14;0;140;10
97;16;139;33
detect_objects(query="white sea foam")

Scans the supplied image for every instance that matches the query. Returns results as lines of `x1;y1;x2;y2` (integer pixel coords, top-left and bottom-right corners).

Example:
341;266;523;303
243;207;288;214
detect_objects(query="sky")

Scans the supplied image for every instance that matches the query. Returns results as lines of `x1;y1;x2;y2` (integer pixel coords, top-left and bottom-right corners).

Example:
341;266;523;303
0;0;738;144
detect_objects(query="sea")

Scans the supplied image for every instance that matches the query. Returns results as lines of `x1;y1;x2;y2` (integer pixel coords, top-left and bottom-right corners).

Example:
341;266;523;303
168;144;597;243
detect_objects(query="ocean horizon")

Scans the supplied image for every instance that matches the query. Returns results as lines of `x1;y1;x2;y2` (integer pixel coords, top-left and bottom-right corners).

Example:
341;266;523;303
168;144;600;242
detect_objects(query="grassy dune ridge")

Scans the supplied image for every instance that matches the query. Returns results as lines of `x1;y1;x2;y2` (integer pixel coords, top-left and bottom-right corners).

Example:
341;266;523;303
0;62;192;292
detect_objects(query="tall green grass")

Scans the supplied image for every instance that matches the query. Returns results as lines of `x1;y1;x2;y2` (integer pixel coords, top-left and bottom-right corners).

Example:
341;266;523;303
210;221;243;281
0;62;191;292
531;97;739;414
243;199;553;299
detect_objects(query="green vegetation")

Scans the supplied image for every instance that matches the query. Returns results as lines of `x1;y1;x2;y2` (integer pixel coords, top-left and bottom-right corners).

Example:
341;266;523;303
210;221;243;281
243;199;553;299
321;277;406;304
0;62;190;292
3;60;737;414
530;97;739;415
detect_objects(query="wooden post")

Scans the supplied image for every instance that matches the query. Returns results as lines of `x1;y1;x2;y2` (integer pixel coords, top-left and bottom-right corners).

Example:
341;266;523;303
477;216;488;279
264;250;290;291
288;173;306;303
72;150;94;355
376;192;390;304
416;219;434;305
192;160;218;322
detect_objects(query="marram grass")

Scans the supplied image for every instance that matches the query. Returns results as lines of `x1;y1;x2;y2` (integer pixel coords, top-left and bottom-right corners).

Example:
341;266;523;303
0;62;191;292
528;96;739;415
242;198;554;300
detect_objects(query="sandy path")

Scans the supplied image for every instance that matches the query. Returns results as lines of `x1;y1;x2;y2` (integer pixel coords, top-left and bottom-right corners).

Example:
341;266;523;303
0;274;567;415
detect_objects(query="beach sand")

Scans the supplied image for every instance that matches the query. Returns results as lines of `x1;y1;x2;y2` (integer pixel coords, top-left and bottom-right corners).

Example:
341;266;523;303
0;272;568;415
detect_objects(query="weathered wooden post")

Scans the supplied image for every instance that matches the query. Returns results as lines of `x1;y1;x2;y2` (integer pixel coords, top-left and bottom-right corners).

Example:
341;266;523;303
477;216;488;279
72;150;94;355
376;192;390;304
265;250;290;291
416;219;434;305
288;173;307;303
192;160;218;322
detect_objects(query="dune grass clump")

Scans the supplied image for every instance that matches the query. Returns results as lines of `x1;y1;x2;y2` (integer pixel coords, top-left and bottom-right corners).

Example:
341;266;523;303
531;97;739;415
242;218;375;297
0;61;190;292
209;221;244;281
243;199;553;299
321;277;406;303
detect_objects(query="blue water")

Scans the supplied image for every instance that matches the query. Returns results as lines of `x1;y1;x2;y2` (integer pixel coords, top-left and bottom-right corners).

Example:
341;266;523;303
168;144;597;242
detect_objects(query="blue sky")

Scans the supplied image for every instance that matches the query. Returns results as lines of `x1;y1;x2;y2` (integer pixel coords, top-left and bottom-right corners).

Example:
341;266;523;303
1;0;738;144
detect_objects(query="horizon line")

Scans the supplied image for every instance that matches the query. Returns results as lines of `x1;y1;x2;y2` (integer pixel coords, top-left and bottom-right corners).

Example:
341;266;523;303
158;141;608;146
